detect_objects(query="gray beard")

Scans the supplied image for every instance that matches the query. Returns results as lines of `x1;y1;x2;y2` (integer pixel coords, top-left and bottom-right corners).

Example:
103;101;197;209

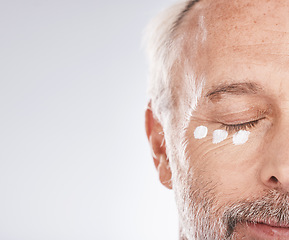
176;179;289;240
176;175;225;240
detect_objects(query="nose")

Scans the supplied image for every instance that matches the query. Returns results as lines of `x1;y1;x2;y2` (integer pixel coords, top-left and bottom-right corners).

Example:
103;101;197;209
260;161;289;191
260;128;289;191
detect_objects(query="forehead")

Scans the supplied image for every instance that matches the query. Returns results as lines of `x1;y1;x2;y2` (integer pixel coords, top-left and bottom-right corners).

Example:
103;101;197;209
180;0;289;50
176;0;289;92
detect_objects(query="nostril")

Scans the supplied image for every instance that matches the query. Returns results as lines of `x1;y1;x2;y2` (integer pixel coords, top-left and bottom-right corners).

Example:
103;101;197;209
269;176;279;184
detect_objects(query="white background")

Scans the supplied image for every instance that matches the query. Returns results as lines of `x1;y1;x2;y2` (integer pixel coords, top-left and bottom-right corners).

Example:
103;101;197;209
0;0;178;239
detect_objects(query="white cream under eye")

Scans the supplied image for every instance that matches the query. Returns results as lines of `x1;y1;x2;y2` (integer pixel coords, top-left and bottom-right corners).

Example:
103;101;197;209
212;129;228;144
233;130;250;145
194;126;251;146
194;126;208;139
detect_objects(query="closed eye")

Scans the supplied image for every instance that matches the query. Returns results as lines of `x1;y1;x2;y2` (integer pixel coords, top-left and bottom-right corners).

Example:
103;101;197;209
221;118;265;133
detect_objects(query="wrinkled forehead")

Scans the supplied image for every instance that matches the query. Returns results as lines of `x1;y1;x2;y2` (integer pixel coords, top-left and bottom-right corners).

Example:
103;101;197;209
176;0;289;77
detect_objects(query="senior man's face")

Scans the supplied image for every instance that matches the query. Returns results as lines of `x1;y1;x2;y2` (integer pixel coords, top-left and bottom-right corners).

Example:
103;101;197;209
146;0;289;239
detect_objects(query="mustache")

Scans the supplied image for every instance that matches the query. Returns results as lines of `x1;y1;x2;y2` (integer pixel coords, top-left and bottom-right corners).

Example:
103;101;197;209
222;189;289;238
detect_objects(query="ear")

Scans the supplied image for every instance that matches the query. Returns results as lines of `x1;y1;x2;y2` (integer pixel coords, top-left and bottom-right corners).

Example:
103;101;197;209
145;102;172;189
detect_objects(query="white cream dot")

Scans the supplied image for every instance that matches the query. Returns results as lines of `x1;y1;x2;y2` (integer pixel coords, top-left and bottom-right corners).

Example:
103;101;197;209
233;130;250;145
194;126;208;139
212;129;228;144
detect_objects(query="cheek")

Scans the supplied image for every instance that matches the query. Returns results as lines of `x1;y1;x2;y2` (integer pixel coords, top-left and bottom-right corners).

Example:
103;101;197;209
186;125;267;199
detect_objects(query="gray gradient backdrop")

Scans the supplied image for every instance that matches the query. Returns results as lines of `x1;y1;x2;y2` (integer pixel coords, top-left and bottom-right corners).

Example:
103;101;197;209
0;0;178;239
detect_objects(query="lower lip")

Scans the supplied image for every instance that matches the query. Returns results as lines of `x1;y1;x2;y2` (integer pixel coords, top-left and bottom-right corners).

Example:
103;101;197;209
247;222;289;239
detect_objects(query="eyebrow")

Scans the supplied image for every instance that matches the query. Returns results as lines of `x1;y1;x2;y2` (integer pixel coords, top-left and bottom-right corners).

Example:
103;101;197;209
205;82;263;101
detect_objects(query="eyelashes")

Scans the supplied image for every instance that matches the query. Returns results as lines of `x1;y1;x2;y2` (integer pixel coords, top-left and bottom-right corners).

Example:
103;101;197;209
221;118;265;133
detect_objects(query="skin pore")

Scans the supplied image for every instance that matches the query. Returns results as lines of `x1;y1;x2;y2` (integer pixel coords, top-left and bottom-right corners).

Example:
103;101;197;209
146;0;289;239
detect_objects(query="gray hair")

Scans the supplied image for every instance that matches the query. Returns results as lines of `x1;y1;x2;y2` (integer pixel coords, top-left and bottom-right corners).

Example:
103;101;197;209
144;0;200;126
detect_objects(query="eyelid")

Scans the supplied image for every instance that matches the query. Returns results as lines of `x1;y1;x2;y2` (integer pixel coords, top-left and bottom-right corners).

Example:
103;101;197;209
214;107;270;125
221;117;266;133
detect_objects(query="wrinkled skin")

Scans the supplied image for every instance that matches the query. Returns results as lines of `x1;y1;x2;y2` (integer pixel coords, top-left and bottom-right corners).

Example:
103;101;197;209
146;0;289;239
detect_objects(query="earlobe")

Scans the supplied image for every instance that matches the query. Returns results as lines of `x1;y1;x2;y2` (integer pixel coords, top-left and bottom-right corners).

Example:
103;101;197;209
158;155;172;189
145;102;172;189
